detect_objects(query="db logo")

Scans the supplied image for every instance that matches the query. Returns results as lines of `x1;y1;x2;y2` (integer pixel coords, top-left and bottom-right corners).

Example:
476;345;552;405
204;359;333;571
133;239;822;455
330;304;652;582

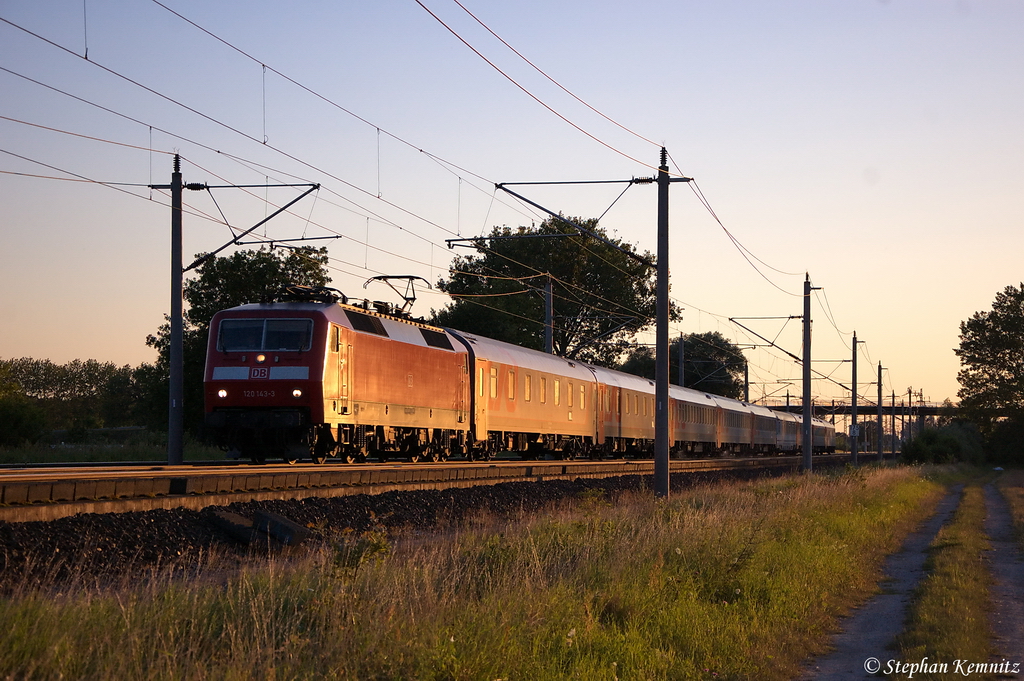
250;367;270;379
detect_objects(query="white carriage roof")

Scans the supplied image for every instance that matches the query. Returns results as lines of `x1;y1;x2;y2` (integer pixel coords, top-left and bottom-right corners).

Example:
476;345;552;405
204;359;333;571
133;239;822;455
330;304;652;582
588;365;655;391
446;330;598;381
709;394;761;415
669;384;720;407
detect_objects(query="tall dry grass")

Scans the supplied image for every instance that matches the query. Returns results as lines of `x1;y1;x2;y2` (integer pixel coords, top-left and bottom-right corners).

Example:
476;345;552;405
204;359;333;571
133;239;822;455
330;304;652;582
0;465;945;680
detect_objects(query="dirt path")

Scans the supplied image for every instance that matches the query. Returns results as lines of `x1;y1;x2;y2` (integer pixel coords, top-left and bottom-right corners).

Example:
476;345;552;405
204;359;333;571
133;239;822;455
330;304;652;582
796;487;963;680
983;482;1024;662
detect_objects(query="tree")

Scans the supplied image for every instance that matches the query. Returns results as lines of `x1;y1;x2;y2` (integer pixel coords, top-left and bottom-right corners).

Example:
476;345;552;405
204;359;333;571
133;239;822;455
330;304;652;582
432;217;676;366
618;332;747;399
0;363;47;446
955;283;1024;427
145;246;331;435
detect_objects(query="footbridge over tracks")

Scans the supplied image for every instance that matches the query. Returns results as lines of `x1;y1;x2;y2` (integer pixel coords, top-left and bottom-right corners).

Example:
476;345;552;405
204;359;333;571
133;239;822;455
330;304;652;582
769;402;952;419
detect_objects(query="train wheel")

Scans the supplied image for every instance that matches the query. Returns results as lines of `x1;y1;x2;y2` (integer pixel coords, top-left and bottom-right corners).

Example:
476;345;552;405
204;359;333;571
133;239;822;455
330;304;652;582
408;451;421;463
284;455;299;465
426;447;441;463
343;452;357;464
308;427;331;465
310;439;329;464
249;454;266;465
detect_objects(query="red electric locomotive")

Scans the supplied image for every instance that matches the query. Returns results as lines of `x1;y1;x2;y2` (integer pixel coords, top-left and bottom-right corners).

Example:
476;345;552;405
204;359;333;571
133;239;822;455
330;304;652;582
204;287;470;463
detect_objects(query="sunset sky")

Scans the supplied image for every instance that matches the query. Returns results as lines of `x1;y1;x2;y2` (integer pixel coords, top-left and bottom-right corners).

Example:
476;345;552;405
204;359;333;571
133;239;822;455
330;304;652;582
2;0;1022;410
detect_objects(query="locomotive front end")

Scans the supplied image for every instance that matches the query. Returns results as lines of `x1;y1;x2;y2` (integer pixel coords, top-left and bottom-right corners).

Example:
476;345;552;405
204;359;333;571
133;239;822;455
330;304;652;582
204;306;325;462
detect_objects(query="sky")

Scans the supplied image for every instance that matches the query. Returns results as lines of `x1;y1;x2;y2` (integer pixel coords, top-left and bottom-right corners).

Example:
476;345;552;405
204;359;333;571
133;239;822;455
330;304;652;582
1;0;1022;411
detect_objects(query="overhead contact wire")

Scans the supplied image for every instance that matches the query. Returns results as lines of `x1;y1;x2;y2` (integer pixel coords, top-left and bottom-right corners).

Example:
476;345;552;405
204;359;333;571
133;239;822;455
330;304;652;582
411;0;659;174
447;0;662;149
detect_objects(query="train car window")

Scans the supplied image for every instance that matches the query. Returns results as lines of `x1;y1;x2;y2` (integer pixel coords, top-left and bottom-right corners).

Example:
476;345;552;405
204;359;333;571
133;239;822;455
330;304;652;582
420;328;454;350
478;368;484;397
507;370;515;400
218;319;313;352
490;367;498;399
541;377;547;404
344;310;389;337
580;385;586;410
219;319;264;351
554;380;560;406
331;325;340;352
265;319;313;351
525;375;532;402
567;382;573;408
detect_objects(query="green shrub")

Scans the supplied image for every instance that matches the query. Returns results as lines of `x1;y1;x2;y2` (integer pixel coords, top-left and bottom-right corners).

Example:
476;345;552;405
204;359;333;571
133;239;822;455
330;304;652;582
0;394;48;447
900;423;984;465
986;416;1024;465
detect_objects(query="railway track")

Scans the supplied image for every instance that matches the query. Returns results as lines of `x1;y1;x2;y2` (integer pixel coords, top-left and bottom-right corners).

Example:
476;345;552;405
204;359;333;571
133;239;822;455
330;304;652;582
0;454;859;524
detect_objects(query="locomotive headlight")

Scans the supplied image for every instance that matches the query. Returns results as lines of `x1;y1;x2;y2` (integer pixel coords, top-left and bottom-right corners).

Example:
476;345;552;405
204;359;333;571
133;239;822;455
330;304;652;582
292;389;303;399
256;354;267;364
217;389;228;399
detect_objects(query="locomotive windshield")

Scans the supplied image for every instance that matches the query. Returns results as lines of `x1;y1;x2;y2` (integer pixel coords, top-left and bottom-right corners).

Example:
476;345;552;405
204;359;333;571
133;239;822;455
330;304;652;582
218;318;313;352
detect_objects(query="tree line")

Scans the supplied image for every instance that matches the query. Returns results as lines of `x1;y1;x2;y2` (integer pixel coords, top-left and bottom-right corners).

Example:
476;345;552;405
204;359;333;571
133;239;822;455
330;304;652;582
0;358;165;446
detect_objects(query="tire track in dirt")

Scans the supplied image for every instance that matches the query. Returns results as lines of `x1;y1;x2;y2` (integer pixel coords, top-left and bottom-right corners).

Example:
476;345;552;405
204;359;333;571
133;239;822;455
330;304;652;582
984;482;1024;662
797;486;963;680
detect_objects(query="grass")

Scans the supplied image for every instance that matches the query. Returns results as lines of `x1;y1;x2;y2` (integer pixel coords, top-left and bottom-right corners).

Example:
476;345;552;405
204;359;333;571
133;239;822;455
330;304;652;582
0;441;221;465
0;465;946;680
892;481;994;680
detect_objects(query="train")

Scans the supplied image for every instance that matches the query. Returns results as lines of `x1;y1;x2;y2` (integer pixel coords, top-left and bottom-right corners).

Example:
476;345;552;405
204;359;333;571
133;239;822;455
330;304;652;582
203;286;835;464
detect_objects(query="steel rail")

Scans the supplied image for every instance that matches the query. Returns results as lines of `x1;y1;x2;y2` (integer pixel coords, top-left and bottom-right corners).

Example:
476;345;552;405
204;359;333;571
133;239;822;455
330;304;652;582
0;455;859;524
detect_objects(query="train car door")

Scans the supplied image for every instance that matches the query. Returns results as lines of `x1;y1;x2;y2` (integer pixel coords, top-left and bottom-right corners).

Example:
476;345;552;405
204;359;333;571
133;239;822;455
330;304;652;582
594;383;605;445
457;354;468;424
339;340;351;414
324;325;340;401
327;325;352;415
715;406;725;451
474;359;490;442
